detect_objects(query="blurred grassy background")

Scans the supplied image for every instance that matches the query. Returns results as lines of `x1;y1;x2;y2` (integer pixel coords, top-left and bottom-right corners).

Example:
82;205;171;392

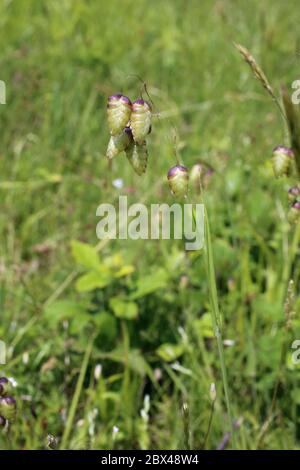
1;0;300;449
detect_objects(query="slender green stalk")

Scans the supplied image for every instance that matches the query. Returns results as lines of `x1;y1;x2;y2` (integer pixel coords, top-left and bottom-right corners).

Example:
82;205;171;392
201;205;237;448
60;335;94;449
201;401;215;450
121;320;133;439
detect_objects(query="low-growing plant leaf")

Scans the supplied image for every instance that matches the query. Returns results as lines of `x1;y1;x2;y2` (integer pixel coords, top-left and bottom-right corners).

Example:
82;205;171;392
114;265;135;278
71;240;100;271
109;297;138;320
69;312;93;334
44;300;87;325
131;268;169;299
156;343;184;362
75;271;111;292
94;312;117;343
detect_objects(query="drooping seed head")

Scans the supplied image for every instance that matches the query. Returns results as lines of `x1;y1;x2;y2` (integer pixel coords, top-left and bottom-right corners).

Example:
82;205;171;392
133;98;151;108
107;93;122;103
190;163;203;185
107;94;132;136
126;141;148;175
106;126;133;160
287;201;300;225
288;186;300;203
0;396;17;421
190;163;204;193
273;145;294;157
272;146;294;178
0;377;10;397
130;99;152;144
167;165;189;198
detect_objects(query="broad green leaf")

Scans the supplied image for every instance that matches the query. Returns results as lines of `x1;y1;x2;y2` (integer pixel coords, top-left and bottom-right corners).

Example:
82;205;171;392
75;271;111;292
104;253;124;268
109;297;138;320
131;268;168;299
114;265;135;278
69;312;93;334
71;240;100;271
44;300;87;325
156;343;184;362
94;312;117;342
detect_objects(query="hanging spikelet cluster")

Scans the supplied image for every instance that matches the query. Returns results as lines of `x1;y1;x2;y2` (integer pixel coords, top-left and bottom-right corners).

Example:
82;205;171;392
270;145;300;223
0;377;17;428
106;93;152;176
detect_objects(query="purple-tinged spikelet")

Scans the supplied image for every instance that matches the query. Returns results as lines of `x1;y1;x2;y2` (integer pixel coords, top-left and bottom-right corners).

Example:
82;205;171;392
272;145;294;178
190;163;203;192
126;141;148;175
0;377;10;397
107;94;132;136
167;165;189;198
0;396;17;421
288;186;300;203
288;201;300;225
130;99;152;144
106;126;133;160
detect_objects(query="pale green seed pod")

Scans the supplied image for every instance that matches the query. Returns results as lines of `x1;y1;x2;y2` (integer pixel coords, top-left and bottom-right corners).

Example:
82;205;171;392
126;141;148;175
287;201;300;225
0;396;17;421
167;165;189;198
130;99;152;144
107;94;132;136
288;186;300;203
106;127;133;160
190;163;203;193
272;146;294;178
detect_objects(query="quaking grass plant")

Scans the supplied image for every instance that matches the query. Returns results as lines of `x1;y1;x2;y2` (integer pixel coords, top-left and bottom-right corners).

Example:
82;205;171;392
235;43;300;448
105;87;237;448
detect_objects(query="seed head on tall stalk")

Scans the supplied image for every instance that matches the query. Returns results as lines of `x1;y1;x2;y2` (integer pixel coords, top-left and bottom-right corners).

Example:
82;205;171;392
235;42;300;447
105;83;237;448
166;133;237;449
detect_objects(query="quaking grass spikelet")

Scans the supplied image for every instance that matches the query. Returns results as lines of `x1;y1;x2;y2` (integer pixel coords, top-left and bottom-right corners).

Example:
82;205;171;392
287;201;300;225
126;141;148;176
272;145;294;178
107;94;132;136
130;99;152;144
167;165;189;198
0;377;17;425
288;186;300;203
0;396;17;421
106;127;133;160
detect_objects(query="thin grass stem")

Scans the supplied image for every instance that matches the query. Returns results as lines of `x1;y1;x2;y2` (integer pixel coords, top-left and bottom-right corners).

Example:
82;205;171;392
60;335;95;449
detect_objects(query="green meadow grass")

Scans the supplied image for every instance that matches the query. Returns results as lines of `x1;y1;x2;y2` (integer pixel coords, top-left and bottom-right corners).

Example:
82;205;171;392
1;0;300;449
